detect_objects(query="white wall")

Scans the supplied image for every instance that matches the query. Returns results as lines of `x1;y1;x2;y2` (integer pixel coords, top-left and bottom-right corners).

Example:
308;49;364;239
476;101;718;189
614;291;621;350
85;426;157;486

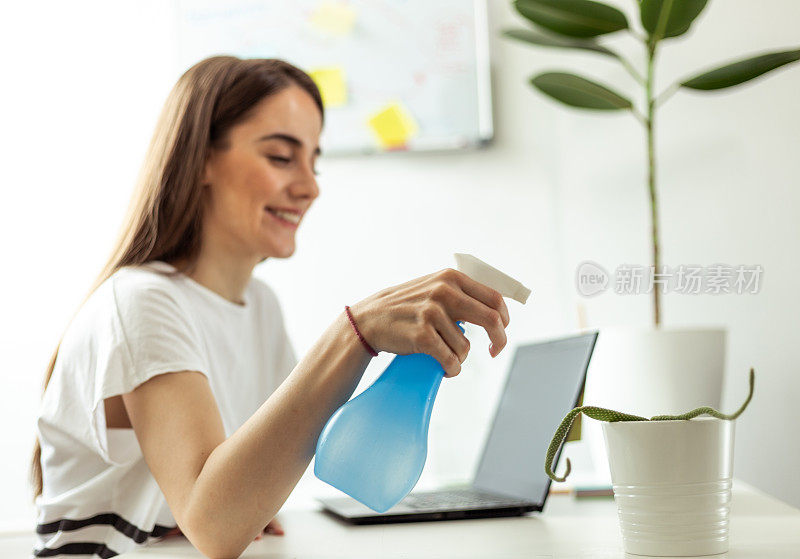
0;0;797;533
540;0;800;510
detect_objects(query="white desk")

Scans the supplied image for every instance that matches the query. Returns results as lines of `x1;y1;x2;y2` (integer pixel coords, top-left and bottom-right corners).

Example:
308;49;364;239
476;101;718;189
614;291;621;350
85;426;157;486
5;480;798;558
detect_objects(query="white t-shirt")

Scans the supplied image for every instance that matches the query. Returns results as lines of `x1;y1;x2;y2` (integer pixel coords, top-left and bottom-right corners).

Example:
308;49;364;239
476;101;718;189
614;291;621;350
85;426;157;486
33;261;297;558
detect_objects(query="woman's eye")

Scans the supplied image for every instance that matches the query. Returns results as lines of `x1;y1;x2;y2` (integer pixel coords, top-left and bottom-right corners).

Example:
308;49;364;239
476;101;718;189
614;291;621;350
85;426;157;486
268;154;319;175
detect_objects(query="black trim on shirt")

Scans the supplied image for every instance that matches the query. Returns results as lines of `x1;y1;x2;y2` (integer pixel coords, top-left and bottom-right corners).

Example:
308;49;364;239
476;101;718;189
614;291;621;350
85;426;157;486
32;541;119;558
34;513;177;557
36;512;175;542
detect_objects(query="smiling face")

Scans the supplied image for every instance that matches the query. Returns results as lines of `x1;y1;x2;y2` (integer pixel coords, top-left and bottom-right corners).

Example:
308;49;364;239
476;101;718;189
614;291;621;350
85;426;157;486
201;85;322;262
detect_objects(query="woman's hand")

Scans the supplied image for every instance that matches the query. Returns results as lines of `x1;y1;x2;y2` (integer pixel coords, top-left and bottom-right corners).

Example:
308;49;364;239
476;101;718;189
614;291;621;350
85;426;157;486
348;268;510;378
254;517;284;540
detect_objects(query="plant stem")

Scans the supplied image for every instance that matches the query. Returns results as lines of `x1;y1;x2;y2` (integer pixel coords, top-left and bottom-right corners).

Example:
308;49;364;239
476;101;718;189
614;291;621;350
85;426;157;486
631;107;647;127
618;54;645;85
655;81;680;108
646;42;661;327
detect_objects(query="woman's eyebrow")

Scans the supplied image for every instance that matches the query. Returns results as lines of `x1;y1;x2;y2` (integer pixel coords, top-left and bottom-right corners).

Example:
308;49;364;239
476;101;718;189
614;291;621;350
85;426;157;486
256;133;322;156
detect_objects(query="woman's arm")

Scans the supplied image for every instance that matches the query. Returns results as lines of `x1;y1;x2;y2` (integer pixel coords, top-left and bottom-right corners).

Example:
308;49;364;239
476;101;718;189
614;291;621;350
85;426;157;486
189;310;371;555
125;311;369;558
124;269;509;558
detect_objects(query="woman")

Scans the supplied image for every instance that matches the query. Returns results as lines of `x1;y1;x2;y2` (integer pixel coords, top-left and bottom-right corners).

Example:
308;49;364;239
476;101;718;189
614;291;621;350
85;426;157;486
30;56;509;559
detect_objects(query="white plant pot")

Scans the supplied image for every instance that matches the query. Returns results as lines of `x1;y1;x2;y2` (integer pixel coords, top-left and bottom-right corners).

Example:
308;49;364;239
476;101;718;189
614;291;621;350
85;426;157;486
585;327;726;416
578;327;727;483
602;418;735;556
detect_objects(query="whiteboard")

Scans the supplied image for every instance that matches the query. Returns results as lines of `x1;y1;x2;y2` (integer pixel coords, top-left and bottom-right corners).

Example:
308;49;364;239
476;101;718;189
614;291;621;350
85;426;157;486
172;0;493;155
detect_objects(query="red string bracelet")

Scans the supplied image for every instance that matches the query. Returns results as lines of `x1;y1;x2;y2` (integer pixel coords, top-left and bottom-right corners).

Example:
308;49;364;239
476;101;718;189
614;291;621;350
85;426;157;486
344;305;378;357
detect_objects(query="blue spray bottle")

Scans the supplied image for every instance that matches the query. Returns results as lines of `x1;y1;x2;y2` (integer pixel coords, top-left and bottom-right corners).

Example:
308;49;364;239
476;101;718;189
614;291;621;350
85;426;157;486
314;254;531;512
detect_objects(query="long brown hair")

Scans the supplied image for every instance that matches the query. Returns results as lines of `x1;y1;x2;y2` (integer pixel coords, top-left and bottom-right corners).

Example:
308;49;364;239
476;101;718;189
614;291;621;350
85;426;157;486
30;55;323;501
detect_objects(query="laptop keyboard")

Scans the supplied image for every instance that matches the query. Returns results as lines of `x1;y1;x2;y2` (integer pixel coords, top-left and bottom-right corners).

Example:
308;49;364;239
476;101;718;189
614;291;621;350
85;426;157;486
400;488;532;510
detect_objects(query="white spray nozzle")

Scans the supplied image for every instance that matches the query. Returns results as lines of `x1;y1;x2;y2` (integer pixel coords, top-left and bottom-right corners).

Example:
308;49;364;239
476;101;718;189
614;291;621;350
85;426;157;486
454;253;531;304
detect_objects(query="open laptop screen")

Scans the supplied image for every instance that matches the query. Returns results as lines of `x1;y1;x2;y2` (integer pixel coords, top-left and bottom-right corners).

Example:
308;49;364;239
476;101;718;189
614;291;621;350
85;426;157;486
472;332;598;504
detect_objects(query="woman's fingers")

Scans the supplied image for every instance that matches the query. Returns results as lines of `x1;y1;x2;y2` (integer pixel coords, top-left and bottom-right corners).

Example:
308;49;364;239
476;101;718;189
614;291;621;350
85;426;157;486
430;271;508;357
459;295;508;357
454;271;511;328
429;307;470;366
265;517;284;535
255;517;284;540
416;325;462;377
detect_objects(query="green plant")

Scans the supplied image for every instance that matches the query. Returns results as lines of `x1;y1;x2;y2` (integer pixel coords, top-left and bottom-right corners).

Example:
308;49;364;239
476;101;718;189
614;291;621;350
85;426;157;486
545;367;754;481
504;0;800;326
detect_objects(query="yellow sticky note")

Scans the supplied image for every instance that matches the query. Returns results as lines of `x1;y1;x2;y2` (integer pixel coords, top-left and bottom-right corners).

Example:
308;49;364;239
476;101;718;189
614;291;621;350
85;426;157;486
367;102;418;149
310;67;347;108
310;1;357;37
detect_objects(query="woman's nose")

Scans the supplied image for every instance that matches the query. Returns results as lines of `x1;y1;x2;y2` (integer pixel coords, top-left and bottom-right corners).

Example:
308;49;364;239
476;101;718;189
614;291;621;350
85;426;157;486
290;164;319;201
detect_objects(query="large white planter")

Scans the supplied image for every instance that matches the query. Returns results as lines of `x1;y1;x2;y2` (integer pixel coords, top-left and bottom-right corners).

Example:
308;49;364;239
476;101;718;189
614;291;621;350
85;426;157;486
585;327;726;416
579;327;727;483
602;418;735;556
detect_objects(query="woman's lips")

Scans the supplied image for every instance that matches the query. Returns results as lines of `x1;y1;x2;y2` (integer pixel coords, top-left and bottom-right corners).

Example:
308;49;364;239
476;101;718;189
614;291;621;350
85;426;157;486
265;207;299;229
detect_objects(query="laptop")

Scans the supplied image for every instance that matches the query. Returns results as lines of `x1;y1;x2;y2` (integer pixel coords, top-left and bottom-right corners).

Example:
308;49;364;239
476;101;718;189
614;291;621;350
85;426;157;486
316;331;599;524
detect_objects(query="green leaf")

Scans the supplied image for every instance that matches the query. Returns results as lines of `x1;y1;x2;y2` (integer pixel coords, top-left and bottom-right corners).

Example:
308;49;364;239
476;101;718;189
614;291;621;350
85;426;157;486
503;28;620;59
640;0;708;41
531;72;632;110
514;0;628;38
681;49;800;90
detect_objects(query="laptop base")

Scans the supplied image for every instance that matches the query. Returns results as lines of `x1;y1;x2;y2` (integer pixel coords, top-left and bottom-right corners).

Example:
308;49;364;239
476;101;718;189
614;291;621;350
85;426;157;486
317;487;540;525
319;499;538;525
